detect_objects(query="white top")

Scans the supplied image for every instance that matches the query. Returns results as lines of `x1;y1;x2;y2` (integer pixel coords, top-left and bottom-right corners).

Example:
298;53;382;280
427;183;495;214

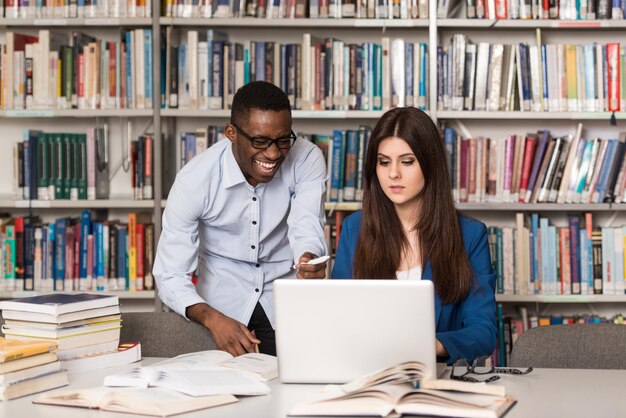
396;265;422;280
153;138;328;329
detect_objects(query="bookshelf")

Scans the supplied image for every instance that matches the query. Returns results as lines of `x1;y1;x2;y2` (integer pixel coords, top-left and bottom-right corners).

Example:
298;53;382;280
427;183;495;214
2;0;626;319
0;1;162;311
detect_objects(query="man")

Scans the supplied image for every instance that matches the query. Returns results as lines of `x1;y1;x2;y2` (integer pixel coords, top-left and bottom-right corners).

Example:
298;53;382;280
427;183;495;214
153;81;328;356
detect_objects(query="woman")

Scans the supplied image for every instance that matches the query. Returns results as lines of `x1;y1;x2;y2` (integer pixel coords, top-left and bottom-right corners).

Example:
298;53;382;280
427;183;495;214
331;107;496;364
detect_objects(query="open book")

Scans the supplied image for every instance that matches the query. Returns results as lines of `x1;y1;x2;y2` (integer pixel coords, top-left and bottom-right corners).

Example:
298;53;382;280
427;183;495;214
34;387;237;417
289;361;515;418
103;350;276;397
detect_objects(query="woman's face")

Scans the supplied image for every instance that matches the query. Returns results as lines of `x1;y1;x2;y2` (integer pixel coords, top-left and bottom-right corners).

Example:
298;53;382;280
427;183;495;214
375;136;425;209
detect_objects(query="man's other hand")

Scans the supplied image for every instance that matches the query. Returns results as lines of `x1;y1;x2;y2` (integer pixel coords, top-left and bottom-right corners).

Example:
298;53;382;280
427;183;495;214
294;252;327;279
186;303;261;356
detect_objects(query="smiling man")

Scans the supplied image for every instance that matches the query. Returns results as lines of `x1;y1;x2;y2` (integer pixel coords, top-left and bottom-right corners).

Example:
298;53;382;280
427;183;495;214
153;81;328;356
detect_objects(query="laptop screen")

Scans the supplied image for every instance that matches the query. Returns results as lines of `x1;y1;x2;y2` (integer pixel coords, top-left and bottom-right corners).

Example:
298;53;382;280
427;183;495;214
274;279;437;384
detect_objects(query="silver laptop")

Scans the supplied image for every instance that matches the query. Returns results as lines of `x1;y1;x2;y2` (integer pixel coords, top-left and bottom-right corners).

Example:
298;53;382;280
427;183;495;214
273;279;437;384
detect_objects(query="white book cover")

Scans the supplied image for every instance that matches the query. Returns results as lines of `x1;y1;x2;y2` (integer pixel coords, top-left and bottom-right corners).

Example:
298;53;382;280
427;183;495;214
391;38;406;108
487;44;504;112
614;227;624;294
528;45;541;112
473;42;490;111
198;41;209;110
546;44;559;112
602;227;615;295
451;34;465;111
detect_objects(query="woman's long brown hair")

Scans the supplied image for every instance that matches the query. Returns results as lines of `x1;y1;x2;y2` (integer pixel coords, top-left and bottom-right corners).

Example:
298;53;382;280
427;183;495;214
353;107;474;304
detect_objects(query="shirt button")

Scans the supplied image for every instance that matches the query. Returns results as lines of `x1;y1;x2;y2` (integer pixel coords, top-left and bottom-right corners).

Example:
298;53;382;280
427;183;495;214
251;245;256;249
255;288;260;292
252;221;257;225
252;197;257;201
256;264;260;268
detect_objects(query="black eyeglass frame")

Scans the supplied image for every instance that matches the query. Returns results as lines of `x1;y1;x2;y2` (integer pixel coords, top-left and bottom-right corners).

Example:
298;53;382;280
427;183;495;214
450;357;533;383
231;123;297;150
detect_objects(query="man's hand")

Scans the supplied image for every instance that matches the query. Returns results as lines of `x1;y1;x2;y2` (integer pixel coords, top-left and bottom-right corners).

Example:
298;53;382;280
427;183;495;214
294;252;327;279
186;303;260;356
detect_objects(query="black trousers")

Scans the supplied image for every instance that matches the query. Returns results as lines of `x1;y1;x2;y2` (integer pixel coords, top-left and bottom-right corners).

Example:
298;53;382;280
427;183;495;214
247;302;276;356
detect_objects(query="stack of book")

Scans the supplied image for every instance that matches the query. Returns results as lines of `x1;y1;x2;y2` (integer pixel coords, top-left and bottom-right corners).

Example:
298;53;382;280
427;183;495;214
0;293;122;363
0;338;68;401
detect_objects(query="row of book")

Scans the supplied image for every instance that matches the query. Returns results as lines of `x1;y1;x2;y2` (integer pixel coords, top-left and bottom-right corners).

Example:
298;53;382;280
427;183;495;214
438;34;625;113
0;211;155;293
164;30;428;111
309;128;372;202
163;0;429;18
1;0;153;18
177;126;372;203
443;127;626;204
178;126;225;168
12;128;153;201
492;304;626;367
0;29;153;111
460;0;626;19
489;213;626;296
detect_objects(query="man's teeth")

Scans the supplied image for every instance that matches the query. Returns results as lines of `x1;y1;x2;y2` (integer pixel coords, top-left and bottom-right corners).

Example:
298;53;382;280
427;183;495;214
256;160;277;169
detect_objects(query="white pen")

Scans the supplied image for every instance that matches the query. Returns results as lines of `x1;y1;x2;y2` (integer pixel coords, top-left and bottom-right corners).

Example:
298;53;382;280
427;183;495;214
292;255;330;270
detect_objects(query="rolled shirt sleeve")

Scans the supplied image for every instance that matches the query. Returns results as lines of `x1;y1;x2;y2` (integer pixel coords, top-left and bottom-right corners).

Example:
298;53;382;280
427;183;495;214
287;141;328;264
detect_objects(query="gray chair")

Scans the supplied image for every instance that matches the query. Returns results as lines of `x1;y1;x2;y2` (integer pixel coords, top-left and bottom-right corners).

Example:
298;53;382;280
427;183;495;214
509;324;626;369
120;312;217;358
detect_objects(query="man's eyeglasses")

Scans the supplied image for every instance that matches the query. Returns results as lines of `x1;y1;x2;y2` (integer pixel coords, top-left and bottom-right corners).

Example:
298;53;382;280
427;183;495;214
450;357;533;383
231;123;297;150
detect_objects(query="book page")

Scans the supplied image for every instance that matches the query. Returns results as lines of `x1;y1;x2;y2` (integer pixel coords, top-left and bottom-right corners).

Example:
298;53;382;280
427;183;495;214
103;366;157;387
33;386;112;408
102;388;238;417
340;361;429;393
154;369;271;397
289;383;412;417
150;350;233;370
218;353;277;381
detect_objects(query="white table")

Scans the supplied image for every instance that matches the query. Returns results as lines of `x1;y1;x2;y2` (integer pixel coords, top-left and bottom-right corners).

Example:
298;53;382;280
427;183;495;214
3;359;626;418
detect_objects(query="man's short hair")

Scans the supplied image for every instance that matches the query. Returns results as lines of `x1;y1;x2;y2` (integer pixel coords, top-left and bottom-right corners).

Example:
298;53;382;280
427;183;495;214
231;81;291;126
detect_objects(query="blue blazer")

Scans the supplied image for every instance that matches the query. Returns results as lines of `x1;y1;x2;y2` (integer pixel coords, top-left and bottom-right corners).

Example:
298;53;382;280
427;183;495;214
331;211;497;363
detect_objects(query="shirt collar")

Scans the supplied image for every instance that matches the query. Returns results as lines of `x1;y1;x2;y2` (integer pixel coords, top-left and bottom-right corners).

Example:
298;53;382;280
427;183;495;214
223;141;283;189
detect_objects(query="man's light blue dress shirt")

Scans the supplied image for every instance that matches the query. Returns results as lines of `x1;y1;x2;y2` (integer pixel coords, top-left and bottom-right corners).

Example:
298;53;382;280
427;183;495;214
153;138;327;328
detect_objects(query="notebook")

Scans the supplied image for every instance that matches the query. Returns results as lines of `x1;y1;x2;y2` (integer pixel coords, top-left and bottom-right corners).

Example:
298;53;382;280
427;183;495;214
273;280;436;384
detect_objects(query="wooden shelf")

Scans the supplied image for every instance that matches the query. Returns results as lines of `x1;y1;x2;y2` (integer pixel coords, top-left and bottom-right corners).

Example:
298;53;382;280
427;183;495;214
437;111;626;120
0;17;153;27
0;290;156;299
161;17;429;27
324;202;621;211
457;203;615;211
437;18;626;29
497;294;626;303
0;109;153;118
0;197;156;209
325;202;362;211
162;109;395;119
